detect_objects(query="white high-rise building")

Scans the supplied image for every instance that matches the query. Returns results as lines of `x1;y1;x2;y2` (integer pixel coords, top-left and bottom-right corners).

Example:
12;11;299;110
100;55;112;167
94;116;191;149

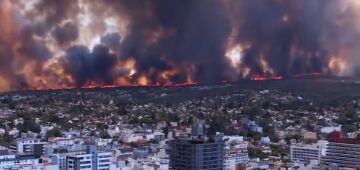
290;140;328;164
0;150;16;169
322;132;360;169
16;138;47;157
63;146;115;170
224;136;249;170
97;152;113;170
66;153;93;170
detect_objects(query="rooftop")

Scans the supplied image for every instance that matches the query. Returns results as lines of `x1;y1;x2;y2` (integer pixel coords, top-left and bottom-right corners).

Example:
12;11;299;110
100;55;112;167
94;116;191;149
329;131;360;144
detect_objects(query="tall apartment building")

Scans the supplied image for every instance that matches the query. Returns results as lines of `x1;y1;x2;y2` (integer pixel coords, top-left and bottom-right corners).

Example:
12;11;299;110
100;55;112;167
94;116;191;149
65;146;114;170
291;144;323;164
322;131;360;169
97;152;112;170
66;153;93;170
16;138;46;157
0;149;16;169
169;120;225;170
224;136;249;170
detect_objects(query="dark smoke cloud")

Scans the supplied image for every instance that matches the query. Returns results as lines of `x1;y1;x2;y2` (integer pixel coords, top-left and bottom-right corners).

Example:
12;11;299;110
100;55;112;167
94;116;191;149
0;0;54;90
64;45;117;87
53;22;79;46
18;25;52;61
2;0;360;90
33;0;79;29
99;0;232;83
101;33;121;51
229;0;350;77
92;45;117;84
64;46;91;86
95;0;354;82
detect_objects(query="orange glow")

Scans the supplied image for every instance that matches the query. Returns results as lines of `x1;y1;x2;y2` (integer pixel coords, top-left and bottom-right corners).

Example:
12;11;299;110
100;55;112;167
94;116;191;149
0;0;14;38
259;55;276;76
138;75;149;86
226;44;243;67
292;72;323;78
328;54;348;76
114;58;137;77
0;76;10;92
251;75;283;81
1;0;359;93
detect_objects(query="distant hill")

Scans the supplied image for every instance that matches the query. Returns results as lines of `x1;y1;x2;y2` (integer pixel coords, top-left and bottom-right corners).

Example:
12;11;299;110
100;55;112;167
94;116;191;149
2;76;360;104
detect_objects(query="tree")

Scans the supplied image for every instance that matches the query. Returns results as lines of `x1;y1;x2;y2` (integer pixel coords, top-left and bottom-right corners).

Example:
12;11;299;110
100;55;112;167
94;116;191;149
46;128;63;138
96;123;109;130
270;144;288;157
44;114;61;123
100;131;110;139
0;133;14;145
248;147;269;159
18;119;41;133
208;113;229;135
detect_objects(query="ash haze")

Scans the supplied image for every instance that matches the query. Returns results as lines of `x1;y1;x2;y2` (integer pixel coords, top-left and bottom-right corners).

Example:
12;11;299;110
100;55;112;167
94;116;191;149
0;0;360;91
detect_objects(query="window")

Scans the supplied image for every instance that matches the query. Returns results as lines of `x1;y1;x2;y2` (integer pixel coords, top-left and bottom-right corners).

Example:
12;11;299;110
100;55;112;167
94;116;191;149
99;160;110;163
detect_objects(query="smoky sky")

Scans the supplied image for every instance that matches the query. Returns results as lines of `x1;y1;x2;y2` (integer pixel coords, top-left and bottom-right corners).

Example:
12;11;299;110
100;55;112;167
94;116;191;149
96;0;233;83
1;0;360;90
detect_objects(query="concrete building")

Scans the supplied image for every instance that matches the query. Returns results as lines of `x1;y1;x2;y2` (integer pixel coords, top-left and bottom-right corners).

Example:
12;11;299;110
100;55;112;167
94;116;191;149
1;154;59;170
16;156;59;170
224;136;249;170
169;120;225;170
16;138;46;157
290;144;322;164
66;153;93;170
0;150;16;169
322;132;360;169
65;146;114;170
97;151;113;170
50;154;67;170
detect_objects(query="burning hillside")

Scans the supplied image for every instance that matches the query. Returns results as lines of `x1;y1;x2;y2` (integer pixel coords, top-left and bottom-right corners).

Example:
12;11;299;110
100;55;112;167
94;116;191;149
0;0;359;92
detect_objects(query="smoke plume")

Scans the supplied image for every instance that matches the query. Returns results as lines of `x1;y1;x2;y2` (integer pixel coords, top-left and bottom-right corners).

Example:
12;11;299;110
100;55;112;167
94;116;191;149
0;0;359;91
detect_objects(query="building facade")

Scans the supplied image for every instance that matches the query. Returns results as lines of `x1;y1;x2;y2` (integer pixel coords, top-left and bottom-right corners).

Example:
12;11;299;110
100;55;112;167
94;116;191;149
16;138;46;157
224;136;249;170
66;153;93;170
0;154;59;170
169;120;225;170
0;150;16;169
64;146;114;170
290;144;322;164
322;132;360;169
97;152;112;170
